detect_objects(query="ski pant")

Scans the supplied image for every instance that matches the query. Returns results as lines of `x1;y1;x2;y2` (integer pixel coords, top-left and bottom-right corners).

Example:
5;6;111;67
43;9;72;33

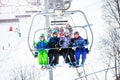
75;47;86;64
48;49;59;65
38;50;48;65
61;48;75;63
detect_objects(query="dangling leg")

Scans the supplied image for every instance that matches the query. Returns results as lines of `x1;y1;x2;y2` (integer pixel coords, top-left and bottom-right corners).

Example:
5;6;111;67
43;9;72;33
62;49;70;63
43;50;48;66
48;50;54;66
54;50;59;65
38;51;43;65
75;48;80;65
51;50;56;65
69;49;76;67
81;47;86;65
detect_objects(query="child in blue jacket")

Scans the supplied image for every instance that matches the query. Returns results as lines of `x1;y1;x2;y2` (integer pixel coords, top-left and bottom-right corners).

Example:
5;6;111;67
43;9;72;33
36;33;48;68
72;31;87;66
48;30;60;67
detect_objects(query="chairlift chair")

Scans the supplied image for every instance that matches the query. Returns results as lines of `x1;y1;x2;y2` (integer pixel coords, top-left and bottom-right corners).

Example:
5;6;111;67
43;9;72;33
28;10;93;57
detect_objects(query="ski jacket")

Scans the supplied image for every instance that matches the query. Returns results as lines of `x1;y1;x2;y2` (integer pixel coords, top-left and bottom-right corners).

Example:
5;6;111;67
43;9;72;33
36;40;48;51
72;36;86;47
48;37;60;48
59;36;71;48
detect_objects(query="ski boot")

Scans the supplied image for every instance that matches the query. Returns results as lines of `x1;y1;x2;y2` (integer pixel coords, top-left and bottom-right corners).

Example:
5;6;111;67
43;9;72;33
75;60;80;68
68;62;73;68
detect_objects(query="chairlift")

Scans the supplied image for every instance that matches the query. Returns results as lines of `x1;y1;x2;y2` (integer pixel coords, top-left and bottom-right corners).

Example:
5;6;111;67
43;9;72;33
27;1;94;80
28;10;93;57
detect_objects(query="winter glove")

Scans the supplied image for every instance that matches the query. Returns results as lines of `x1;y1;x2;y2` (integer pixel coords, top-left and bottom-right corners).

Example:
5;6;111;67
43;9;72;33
60;40;64;44
34;52;38;58
85;39;89;45
55;44;59;51
68;43;73;47
71;38;75;43
55;44;58;47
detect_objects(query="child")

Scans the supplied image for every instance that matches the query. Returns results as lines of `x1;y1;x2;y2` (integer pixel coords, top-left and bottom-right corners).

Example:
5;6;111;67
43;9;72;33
65;24;73;36
36;33;48;68
48;30;60;67
60;29;76;67
59;27;64;38
72;31;87;67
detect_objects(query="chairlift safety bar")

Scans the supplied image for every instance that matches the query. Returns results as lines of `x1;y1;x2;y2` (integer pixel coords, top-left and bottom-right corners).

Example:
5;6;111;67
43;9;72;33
31;46;88;51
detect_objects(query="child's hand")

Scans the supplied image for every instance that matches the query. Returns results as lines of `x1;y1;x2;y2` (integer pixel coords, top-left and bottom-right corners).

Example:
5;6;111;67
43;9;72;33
60;40;64;44
55;44;58;47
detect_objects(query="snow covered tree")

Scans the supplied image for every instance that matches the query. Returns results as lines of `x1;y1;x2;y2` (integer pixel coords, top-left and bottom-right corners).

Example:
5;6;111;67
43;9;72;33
100;0;120;80
10;65;41;80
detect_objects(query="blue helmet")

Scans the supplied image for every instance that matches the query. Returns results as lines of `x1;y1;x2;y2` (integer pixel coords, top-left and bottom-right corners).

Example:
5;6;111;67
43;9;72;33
52;29;58;33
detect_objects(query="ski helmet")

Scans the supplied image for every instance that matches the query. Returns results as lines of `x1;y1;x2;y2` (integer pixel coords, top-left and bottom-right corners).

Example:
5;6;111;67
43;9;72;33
64;29;70;34
74;31;79;35
52;29;58;34
40;33;45;37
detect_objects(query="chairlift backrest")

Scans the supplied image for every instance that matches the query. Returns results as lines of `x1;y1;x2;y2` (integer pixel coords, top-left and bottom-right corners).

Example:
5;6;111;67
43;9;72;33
51;20;68;25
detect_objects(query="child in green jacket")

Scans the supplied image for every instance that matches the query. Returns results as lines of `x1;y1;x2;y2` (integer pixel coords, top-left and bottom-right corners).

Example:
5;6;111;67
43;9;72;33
36;34;48;68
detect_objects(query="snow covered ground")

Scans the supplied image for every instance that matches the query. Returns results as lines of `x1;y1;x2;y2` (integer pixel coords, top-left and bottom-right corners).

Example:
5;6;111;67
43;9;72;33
0;40;115;80
0;0;116;80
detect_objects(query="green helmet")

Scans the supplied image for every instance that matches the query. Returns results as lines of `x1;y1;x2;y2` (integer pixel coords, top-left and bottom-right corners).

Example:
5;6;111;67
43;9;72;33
40;33;45;37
